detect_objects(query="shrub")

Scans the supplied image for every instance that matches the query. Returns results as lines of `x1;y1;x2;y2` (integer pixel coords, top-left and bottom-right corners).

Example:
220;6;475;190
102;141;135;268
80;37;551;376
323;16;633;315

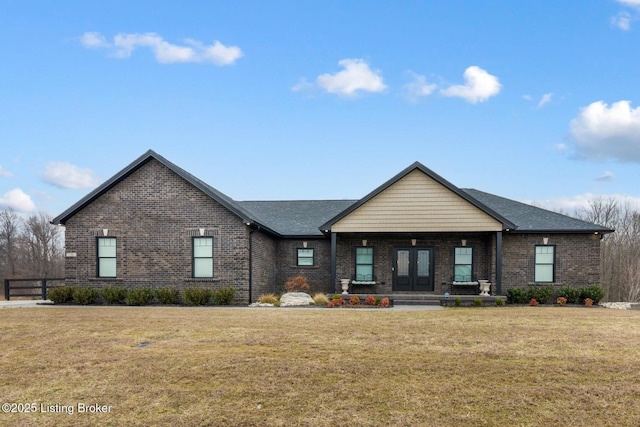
183;287;211;306
327;297;345;308
259;293;280;304
527;285;554;304
556;296;568;306
155;288;180;305
495;297;505;307
349;295;361;306
474;298;483;307
365;295;376;306
47;287;74;304
101;286;128;305
454;297;462;307
72;287;99;305
312;293;329;306
529;298;539;306
506;287;528;304
284;275;310;293
212;286;236;305
125;288;154;306
331;294;343;300
584;298;594;307
380;297;390;308
580;285;605;304
557;286;581;304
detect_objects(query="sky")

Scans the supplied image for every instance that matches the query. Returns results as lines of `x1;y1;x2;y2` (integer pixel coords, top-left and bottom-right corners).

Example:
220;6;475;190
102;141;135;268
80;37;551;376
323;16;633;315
2;0;640;219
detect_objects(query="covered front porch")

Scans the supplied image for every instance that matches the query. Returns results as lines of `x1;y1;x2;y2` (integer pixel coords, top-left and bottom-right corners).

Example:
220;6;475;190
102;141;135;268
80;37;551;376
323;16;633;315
329;231;504;296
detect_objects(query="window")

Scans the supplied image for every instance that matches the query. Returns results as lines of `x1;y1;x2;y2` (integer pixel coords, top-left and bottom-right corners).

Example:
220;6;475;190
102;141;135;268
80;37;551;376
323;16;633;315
193;237;213;278
454;247;473;282
535;245;555;282
355;247;374;281
97;237;117;278
297;248;314;266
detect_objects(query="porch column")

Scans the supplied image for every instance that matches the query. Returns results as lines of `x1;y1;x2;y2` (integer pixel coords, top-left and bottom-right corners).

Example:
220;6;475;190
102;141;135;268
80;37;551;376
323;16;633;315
330;232;337;292
495;231;503;295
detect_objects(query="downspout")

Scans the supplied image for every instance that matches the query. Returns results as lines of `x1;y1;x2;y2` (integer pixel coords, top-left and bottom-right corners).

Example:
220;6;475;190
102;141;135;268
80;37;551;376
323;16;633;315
496;231;503;295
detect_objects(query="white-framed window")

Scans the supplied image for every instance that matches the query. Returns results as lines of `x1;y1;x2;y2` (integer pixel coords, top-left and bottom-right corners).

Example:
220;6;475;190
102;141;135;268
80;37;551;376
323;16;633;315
355;247;374;281
454;247;473;282
97;237;117;278
535;245;555;282
297;248;314;266
193;237;213;278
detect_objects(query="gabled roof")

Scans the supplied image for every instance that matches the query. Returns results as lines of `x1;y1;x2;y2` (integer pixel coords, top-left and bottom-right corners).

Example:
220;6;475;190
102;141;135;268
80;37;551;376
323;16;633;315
320;161;517;232
50;150;264;230
462;189;614;233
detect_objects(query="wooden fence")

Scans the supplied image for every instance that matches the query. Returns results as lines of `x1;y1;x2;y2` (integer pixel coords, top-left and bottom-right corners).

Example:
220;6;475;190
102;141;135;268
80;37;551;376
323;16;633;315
3;278;65;301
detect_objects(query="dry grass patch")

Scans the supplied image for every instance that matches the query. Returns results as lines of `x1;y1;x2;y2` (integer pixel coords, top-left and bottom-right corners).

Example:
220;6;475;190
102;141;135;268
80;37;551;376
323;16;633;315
0;307;639;426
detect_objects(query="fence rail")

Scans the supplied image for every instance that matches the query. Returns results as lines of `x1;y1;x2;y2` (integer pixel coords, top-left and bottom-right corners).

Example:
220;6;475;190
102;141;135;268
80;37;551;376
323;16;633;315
3;278;65;301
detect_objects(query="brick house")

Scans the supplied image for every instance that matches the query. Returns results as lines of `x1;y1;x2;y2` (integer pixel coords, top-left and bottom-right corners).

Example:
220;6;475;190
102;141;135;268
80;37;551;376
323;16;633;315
51;150;613;303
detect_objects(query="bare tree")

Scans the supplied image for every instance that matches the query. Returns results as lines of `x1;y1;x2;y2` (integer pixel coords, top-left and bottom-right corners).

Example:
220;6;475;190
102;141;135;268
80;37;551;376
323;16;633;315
21;212;64;278
0;208;23;278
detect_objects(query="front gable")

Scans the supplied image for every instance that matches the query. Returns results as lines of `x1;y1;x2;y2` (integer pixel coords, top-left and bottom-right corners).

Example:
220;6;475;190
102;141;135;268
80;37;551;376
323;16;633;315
330;168;505;233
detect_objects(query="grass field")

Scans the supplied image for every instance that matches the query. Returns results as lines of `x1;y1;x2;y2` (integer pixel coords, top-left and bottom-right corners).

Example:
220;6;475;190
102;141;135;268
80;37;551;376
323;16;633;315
1;306;639;426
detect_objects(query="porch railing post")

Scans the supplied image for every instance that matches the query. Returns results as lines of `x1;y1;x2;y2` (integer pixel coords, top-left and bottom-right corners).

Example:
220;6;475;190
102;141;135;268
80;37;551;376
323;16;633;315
496;231;503;295
330;232;337;293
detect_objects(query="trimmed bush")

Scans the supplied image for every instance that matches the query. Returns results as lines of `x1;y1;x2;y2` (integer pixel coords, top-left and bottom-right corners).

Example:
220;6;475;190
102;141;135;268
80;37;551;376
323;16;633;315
72;287;99;305
527;285;554;305
48;287;74;304
349;295;361;306
474;298;483;307
101;286;128;305
125;288;154;306
557;286;581;304
454;297;462;307
495;297;505;307
155;288;180;305
506;287;528;304
183;287;211;306
580;285;605;304
212;286;236;305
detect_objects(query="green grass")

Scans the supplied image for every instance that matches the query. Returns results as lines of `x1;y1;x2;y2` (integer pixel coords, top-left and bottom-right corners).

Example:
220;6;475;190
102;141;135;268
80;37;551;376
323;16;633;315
1;306;639;426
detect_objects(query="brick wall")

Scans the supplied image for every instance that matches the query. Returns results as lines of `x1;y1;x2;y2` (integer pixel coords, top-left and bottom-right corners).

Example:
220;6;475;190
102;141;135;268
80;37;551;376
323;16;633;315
63;159;257;302
502;233;601;289
276;239;332;294
250;229;278;300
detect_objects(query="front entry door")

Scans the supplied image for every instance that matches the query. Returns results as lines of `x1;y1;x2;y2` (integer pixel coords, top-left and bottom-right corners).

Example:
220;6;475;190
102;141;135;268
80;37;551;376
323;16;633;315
393;248;434;291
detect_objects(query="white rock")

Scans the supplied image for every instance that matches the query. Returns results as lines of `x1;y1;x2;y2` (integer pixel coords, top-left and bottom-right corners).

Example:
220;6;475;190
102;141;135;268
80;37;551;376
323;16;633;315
279;292;315;307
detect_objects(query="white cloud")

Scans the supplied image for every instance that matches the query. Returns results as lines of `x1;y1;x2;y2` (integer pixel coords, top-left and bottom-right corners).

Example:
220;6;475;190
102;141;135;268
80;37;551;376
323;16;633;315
41;162;102;189
569;100;640;162
0;189;36;212
596;171;615;182
612;11;632;30
314;59;387;96
403;72;437;102
80;32;243;66
538;93;553;108
0;164;13;177
529;193;640;214
617;0;640;8
441;66;501;104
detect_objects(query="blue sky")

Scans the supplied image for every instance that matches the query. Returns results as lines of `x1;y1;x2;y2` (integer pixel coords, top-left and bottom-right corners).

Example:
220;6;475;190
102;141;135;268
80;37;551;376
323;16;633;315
2;1;640;218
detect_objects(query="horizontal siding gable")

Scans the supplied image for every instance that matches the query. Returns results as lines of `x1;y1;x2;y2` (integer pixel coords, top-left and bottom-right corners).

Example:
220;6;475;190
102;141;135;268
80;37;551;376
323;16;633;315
332;169;503;232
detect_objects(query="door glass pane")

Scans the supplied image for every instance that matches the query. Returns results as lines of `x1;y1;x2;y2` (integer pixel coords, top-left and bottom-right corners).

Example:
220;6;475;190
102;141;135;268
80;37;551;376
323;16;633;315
397;250;409;276
417;250;430;277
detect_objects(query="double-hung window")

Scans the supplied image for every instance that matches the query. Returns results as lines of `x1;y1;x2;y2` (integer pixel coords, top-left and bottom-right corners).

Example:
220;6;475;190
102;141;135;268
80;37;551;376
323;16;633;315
454;247;473;282
297;248;314;266
535;245;555;282
355;247;374;281
193;237;213;278
97;237;117;278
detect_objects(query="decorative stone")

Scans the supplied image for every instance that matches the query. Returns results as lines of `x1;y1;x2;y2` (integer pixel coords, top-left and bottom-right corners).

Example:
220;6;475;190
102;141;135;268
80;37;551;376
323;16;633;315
279;292;315;307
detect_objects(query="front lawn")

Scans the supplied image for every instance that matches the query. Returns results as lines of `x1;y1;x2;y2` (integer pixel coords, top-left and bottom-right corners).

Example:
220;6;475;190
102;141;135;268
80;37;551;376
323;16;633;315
1;306;639;426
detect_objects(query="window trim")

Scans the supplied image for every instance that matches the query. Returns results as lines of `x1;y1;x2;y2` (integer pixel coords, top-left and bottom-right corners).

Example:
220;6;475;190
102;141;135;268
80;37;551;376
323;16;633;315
96;237;117;278
355;246;374;282
296;248;315;266
453;246;473;282
192;236;214;278
534;245;556;283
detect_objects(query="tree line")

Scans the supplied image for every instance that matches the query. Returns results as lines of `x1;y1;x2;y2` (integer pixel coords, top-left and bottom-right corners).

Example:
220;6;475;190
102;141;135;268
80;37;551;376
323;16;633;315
1;199;639;302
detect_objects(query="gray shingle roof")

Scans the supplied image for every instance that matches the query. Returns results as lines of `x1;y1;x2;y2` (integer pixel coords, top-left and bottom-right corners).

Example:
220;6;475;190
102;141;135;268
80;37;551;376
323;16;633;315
462;189;613;233
240;200;357;237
